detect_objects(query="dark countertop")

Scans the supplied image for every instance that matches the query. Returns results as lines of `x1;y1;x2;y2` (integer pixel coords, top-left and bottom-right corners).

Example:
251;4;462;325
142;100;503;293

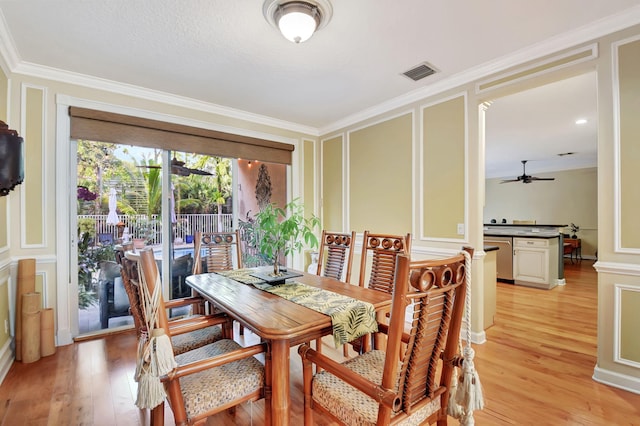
484;232;559;239
484;223;567;227
484;245;499;252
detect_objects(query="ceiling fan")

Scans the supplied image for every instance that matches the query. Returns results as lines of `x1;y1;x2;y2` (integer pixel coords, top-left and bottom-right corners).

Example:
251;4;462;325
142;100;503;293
500;160;555;184
137;157;213;177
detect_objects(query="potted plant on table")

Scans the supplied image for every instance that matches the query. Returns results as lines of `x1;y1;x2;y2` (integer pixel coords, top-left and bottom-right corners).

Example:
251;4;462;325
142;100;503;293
569;223;580;239
254;198;320;277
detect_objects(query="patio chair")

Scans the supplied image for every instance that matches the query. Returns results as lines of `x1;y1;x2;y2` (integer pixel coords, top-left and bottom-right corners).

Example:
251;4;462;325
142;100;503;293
135;248;270;426
298;249;470;426
120;247;231;356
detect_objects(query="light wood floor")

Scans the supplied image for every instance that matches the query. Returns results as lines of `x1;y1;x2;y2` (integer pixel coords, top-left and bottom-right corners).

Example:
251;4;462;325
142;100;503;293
1;260;639;425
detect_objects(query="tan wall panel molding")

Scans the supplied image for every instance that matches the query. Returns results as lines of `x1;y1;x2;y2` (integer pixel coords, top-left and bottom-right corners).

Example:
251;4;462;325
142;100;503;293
21;85;46;248
421;95;466;240
615;37;640;251
321;136;344;232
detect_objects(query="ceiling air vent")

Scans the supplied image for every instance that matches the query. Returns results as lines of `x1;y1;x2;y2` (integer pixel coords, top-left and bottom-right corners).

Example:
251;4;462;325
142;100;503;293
402;62;437;81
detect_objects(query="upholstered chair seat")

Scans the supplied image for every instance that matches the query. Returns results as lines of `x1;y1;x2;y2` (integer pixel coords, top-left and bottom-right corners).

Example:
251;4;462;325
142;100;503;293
174;339;265;420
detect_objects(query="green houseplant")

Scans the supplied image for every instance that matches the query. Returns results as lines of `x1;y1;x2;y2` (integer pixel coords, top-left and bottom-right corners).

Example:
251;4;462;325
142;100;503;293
254;198;320;276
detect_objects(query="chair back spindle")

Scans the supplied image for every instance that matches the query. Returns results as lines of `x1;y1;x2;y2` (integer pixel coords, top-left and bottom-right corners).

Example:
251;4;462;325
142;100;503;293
316;230;356;282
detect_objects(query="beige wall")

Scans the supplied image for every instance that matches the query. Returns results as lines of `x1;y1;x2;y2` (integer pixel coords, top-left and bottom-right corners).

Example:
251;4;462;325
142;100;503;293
349;114;412;234
485;167;598;257
321;136;343;232
422;96;466;239
618;39;640;249
0;66;9;351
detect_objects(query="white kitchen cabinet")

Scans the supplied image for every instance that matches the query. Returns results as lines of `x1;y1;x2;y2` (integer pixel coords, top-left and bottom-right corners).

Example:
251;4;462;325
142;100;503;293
513;237;559;289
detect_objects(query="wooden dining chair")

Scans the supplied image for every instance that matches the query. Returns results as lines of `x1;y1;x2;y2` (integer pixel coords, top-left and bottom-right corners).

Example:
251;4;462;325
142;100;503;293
313;230;356;357
298;249;470;426
193;230;243;274
135;248;270;426
316;230;356;282
358;231;411;292
193;229;246;335
353;231;411;352
120;247;230;356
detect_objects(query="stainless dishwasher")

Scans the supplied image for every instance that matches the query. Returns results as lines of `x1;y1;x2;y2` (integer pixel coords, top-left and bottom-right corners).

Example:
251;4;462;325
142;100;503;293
484;236;514;282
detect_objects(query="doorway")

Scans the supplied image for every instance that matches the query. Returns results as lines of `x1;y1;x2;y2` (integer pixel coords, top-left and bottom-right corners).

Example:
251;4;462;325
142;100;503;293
73;142;236;335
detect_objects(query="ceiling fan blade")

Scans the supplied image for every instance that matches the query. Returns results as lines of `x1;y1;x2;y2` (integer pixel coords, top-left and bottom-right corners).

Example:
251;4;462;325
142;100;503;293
185;168;213;176
529;177;555;181
500;179;520;183
136;165;162;169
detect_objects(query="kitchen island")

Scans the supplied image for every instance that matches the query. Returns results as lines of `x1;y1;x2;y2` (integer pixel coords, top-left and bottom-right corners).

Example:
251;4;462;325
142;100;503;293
484;224;567;289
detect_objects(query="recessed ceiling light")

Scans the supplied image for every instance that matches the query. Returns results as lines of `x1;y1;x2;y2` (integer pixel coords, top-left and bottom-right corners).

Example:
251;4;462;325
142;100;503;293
575;118;588;125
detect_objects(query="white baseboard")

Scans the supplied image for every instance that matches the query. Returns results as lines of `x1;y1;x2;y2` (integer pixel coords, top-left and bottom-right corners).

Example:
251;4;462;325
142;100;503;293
57;327;73;346
0;339;14;385
471;330;486;345
593;365;640;395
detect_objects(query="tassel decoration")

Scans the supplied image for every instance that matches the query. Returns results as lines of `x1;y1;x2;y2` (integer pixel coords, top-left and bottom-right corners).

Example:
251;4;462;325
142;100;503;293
135;369;166;409
447;367;464;418
148;328;177;377
455;345;484;416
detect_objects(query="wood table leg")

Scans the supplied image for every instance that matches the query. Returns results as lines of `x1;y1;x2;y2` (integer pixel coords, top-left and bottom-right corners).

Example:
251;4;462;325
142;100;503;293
270;339;290;426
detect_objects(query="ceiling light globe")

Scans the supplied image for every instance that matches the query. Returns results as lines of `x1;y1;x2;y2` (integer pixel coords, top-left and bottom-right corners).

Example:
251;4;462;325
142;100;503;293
278;11;317;43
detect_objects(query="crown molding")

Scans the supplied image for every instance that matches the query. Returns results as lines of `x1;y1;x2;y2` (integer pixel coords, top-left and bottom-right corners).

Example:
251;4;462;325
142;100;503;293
319;5;640;135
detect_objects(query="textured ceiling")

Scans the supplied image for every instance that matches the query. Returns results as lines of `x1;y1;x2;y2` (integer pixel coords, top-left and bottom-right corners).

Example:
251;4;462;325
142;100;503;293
1;1;639;176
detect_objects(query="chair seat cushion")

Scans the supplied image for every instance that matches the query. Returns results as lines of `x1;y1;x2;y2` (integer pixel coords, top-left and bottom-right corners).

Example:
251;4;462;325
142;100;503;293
174;339;264;420
312;349;441;426
171;324;223;355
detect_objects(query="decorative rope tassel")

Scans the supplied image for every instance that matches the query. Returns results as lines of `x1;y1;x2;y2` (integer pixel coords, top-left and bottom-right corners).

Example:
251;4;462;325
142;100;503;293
455;345;484;419
447;366;464;418
135;368;166;409
134;333;148;382
450;249;484;425
148;328;177;377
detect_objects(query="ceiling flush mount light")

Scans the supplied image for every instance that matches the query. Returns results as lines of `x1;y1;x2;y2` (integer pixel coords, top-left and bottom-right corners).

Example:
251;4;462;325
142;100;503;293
575;118;588;125
263;0;333;43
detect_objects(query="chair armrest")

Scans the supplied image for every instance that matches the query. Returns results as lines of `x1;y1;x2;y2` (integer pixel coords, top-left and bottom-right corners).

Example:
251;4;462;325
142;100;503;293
164;296;205;310
166;342;267;380
298;344;399;410
168;314;231;336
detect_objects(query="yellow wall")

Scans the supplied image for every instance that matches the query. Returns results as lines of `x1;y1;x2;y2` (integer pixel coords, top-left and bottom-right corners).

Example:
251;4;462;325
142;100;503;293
422;96;466;239
24;87;44;246
620;287;640;363
349;114;412;234
0;66;9;350
618;39;640;249
321;136;343;231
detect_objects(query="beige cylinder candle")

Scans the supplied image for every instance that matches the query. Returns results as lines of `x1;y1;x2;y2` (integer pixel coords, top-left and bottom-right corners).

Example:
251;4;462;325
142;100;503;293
16;259;36;361
40;308;56;357
21;292;41;364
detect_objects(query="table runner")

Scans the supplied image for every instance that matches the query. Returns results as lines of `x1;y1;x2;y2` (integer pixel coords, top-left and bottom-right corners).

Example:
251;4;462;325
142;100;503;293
215;269;378;347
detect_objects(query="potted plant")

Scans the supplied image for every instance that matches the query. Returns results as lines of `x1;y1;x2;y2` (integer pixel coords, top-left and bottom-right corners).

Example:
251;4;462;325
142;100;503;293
254;198;320;276
569;223;580;239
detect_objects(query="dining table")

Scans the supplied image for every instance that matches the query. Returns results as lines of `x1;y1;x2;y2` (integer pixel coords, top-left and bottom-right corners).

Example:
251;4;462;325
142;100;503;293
185;267;392;426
